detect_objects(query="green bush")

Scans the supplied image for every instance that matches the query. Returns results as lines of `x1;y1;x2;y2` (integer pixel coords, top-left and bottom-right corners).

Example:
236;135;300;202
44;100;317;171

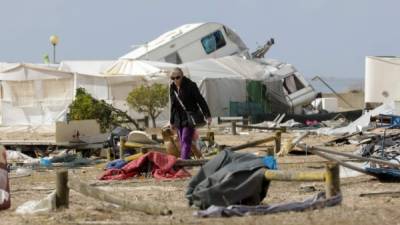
126;83;169;128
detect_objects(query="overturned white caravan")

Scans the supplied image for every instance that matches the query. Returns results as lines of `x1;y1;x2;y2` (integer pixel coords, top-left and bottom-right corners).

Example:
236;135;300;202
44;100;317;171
120;22;249;63
118;22;317;115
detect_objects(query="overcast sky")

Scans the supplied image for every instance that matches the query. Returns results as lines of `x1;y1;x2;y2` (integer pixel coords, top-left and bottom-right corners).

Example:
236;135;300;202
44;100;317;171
0;0;398;79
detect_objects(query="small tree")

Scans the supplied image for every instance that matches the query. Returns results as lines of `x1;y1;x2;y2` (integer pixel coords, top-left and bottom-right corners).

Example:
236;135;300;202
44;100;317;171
69;88;140;132
126;83;169;128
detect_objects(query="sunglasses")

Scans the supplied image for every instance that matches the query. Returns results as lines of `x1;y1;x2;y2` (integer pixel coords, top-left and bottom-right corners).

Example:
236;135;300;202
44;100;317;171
170;76;182;80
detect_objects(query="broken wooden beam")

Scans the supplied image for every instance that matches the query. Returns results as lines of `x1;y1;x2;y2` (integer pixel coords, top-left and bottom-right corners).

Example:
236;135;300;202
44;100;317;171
235;124;286;132
70;177;172;215
58;173;172;215
229;135;276;151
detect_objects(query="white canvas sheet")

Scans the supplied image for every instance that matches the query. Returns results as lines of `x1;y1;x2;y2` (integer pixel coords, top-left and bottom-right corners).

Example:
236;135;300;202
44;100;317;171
200;78;246;116
1;75;74;125
59;61;115;75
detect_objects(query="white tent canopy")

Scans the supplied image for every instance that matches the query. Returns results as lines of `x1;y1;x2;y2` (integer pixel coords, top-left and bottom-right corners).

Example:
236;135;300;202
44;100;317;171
0;62;170;126
0;55;316;126
59;60;115;75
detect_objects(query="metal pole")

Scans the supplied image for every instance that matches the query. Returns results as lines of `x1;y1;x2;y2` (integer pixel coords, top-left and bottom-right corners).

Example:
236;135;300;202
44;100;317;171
312;76;354;109
53;44;56;64
297;144;400;168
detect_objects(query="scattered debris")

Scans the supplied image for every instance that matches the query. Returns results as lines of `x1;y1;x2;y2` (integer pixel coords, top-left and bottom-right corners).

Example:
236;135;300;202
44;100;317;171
16;191;56;214
194;192;341;218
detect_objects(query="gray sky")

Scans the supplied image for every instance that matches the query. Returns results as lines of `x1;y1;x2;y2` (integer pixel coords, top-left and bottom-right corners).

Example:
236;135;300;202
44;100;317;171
0;0;398;79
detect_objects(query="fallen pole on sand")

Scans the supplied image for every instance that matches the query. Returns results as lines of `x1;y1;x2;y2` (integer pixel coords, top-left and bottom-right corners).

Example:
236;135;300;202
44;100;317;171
297;144;400;169
55;170;172;215
229;135;277;152
264;163;341;198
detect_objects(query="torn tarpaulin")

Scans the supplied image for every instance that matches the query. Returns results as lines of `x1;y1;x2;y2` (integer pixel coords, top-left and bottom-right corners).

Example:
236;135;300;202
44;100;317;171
194;192;342;218
187;150;271;209
99;151;191;180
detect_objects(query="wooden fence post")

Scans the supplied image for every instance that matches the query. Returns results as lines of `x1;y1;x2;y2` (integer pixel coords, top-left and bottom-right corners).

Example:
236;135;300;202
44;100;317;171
119;136;127;160
243;116;249;130
325;163;340;198
206;131;214;144
232;121;237;135
56;169;69;209
275;131;281;153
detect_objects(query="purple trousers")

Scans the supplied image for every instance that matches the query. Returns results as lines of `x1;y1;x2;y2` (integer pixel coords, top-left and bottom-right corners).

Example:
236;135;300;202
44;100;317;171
177;127;195;160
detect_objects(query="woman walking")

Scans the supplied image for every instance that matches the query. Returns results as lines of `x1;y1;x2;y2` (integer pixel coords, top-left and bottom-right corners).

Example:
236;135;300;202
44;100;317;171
169;68;211;159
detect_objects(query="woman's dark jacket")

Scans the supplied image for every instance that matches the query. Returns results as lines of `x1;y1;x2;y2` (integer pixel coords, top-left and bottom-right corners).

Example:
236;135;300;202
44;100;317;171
170;76;211;128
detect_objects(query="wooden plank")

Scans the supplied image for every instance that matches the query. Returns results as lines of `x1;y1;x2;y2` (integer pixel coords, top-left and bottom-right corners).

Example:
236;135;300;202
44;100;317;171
68;177;172;215
230;135;276;151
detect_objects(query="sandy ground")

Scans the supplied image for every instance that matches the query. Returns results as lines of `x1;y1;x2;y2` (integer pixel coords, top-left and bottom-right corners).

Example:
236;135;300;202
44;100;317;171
1;129;400;225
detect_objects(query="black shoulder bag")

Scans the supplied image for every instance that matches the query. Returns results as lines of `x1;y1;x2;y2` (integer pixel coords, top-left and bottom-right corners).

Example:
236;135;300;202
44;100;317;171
174;90;206;128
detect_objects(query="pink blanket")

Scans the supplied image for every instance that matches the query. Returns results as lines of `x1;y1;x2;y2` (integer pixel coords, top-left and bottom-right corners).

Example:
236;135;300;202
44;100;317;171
100;151;191;180
0;147;10;210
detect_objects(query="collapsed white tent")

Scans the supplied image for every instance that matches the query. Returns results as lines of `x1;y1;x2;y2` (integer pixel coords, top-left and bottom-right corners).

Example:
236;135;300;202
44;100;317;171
0;55;316;127
105;56;265;116
0;62;171;126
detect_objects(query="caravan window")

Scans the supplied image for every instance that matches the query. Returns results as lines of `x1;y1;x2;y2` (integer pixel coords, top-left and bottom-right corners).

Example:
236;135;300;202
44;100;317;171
165;52;182;64
283;75;306;94
201;30;226;54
